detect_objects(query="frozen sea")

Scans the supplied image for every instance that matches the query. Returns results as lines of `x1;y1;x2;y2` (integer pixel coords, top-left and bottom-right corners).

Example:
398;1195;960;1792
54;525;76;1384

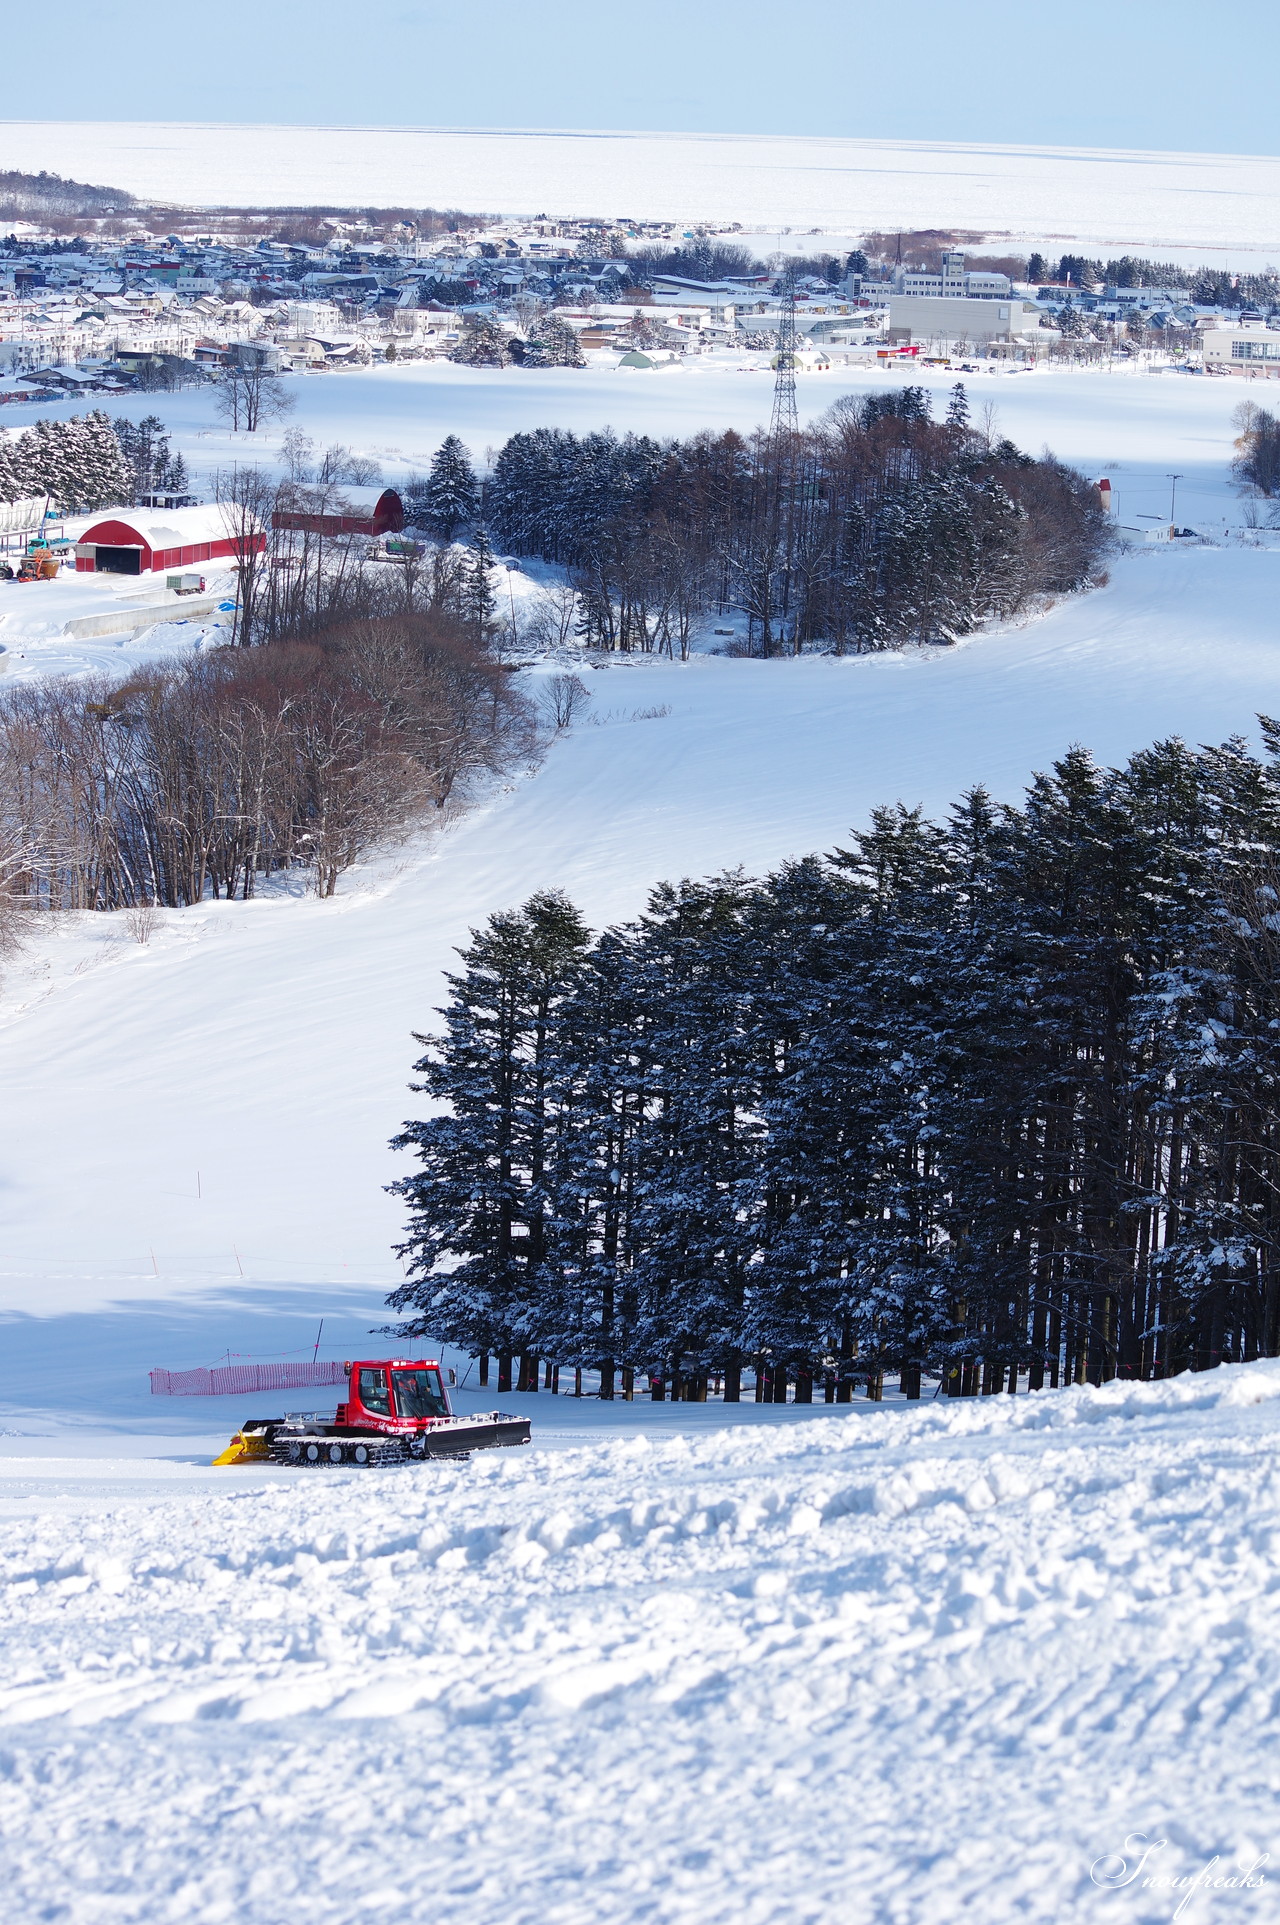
3;120;1280;263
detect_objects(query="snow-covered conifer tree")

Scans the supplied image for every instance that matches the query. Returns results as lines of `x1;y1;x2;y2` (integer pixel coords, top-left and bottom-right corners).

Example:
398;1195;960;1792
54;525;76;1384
418;435;478;539
461;526;498;643
387;892;593;1389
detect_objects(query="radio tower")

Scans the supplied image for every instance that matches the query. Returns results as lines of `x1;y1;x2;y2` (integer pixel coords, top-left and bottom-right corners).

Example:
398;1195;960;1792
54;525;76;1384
770;271;799;443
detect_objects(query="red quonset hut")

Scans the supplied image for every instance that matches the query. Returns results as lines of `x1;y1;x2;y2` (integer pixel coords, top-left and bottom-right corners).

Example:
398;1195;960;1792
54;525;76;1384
74;505;265;576
272;486;405;539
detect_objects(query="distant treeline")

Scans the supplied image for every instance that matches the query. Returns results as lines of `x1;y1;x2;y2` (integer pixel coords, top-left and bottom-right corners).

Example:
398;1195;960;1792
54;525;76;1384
0;168;136;219
0;167;484;242
1046;252;1279;309
489;388;1112;655
390;733;1280;1401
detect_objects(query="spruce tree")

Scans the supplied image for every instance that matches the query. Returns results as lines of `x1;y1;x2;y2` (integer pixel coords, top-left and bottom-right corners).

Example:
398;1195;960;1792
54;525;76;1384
16;411;128;511
449;315;511;367
623;876;764;1397
543;315;585;368
461;526;498;643
387;893;592;1381
419;434;478;539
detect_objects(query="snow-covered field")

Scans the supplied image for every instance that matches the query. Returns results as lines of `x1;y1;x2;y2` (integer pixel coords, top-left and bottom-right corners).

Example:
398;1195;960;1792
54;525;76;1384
4;121;1280;262
4;343;1280;1920
0;352;1250;678
4;1364;1280;1922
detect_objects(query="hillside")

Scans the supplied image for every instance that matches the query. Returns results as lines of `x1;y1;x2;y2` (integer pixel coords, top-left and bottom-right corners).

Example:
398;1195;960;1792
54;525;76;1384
3;534;1280;1424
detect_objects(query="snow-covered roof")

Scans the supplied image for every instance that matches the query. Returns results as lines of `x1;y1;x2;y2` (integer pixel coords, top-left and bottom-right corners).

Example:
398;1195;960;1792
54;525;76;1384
79;504;235;548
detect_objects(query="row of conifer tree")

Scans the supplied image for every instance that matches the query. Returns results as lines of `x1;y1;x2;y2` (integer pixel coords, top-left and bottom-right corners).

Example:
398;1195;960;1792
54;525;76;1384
486;387;1111;655
0;410;186;512
388;731;1280;1399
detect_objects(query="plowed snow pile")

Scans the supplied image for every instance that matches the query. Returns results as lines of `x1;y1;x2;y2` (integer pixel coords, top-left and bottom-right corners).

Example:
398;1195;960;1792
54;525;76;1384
3;1365;1280;1923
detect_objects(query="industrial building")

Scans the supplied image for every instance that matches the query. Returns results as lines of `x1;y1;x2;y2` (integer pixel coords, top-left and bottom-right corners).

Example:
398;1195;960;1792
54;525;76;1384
886;295;1038;347
73;505;262;575
271;486;405;539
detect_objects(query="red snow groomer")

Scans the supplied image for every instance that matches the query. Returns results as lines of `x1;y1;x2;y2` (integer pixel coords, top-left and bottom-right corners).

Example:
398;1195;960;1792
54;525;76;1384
213;1357;531;1467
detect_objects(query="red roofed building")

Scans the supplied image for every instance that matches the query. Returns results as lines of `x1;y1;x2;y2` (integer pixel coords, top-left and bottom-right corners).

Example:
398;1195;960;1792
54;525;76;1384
74;504;264;575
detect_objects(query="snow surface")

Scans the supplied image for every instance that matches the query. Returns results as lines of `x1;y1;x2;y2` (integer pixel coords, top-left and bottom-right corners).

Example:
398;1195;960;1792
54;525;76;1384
3;1362;1280;1922
4;121;1280;260
0;365;1277;1372
3;238;1280;1922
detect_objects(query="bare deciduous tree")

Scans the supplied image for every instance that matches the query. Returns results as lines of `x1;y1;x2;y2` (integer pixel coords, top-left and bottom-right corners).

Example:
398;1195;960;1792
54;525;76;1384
540;674;591;732
214;362;296;434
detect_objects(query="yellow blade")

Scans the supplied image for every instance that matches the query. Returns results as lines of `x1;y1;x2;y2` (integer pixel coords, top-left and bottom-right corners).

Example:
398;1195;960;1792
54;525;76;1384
212;1433;270;1466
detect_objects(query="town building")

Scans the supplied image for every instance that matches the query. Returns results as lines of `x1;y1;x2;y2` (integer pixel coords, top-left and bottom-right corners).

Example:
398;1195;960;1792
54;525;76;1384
887;295;1037;347
1201;327;1280;374
892;251;1012;300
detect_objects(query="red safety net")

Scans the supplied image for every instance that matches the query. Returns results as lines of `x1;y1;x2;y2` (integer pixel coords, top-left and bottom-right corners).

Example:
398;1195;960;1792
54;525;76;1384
150;1361;348;1396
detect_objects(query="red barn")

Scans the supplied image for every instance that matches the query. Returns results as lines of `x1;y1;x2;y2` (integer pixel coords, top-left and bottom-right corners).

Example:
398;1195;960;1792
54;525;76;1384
74;505;265;575
272;486;405;539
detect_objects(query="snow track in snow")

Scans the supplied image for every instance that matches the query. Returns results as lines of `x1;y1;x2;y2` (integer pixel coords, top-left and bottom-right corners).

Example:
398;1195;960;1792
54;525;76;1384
3;1363;1280;1921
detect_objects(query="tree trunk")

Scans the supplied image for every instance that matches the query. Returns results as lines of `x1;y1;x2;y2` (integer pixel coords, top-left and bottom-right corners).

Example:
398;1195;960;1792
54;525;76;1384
900;1364;921;1400
479;1352;490;1389
794;1368;813;1404
622;1366;635;1402
497;1352;512;1394
650;1374;666;1402
772;1366;788;1404
574;1366;583;1397
723;1360;741;1403
599;1359;615;1400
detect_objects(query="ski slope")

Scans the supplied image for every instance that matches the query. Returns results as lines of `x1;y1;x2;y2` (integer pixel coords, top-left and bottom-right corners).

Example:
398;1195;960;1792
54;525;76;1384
0;359;1273;1422
4;120;1280;261
2;1362;1279;1923
2;541;1279;1382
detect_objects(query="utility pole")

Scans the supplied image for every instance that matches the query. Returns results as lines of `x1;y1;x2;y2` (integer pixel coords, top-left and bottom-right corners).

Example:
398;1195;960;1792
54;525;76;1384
1166;472;1184;526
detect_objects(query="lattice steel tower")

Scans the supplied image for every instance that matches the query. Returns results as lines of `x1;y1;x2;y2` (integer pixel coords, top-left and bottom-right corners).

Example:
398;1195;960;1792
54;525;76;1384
770;271;799;443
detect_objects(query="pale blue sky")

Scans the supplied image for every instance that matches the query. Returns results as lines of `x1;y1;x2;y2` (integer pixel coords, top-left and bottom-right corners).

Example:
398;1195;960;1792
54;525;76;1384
20;0;1280;157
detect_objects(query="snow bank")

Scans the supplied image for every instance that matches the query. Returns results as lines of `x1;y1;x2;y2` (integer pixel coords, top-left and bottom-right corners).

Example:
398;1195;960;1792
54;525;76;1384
2;1359;1278;1921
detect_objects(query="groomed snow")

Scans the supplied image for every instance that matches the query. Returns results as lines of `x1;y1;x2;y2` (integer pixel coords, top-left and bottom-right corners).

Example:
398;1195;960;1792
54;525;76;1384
3;121;1280;261
0;364;1277;1380
3;1362;1280;1922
